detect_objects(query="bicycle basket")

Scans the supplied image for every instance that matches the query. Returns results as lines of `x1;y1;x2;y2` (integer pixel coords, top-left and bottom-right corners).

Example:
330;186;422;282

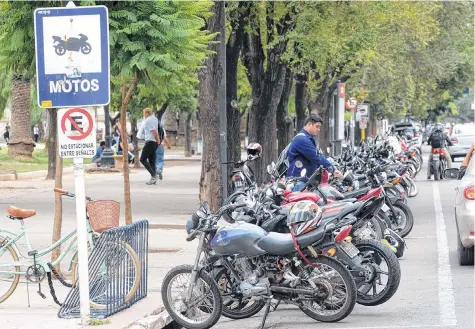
86;200;120;233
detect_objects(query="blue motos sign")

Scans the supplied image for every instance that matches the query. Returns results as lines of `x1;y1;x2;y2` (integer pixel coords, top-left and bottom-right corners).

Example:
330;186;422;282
34;6;110;108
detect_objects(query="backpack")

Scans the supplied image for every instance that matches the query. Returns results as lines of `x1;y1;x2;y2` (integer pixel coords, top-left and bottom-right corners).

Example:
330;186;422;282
157;121;165;145
430;131;444;148
275;142;291;177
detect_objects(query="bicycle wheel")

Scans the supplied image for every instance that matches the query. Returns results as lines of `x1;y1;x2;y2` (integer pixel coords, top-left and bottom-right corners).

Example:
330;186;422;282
71;241;141;309
0;237;21;304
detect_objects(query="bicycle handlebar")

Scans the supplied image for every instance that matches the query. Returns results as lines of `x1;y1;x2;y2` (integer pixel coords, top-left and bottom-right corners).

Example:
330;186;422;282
54;188;93;201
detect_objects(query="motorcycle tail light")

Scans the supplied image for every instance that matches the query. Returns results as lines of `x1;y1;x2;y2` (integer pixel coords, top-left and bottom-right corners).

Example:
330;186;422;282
432;149;441;154
335;225;353;242
463;186;474;200
470;232;474;237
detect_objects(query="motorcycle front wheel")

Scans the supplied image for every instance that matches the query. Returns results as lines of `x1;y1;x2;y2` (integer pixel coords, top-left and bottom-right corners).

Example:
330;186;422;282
161;265;222;329
81;43;92;54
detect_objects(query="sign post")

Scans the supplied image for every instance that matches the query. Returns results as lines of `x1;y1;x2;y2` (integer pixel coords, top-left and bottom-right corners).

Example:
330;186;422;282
356;104;370;142
34;2;110;324
346;97;357;146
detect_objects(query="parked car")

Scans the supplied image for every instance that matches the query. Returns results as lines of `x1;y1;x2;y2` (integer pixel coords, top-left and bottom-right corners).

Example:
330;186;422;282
448;123;475;161
444;152;475;265
391;122;422;149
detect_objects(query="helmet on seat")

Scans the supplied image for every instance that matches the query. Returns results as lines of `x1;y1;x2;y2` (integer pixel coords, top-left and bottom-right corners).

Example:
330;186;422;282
246;143;262;160
287;201;323;236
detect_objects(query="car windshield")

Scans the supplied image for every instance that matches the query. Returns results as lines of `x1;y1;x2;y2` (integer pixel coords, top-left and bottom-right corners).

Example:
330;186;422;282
453;125;475;136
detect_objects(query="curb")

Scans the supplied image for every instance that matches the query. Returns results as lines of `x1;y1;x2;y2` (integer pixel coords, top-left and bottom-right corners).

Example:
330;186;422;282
0;164;96;181
127;307;173;329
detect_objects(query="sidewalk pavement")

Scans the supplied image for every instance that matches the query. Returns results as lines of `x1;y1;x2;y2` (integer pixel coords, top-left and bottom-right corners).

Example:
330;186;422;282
0;162;202;329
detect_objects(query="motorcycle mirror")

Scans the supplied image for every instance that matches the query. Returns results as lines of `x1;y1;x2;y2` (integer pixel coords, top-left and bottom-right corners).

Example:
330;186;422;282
326;147;331;154
271;161;276;170
443;168;460;180
300;168;307;177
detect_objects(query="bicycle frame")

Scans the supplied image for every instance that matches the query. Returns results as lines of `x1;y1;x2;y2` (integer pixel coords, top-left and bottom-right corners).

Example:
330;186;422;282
0;219;95;276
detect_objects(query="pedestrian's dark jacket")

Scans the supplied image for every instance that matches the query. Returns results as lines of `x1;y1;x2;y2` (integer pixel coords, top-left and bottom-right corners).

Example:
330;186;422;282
428;130;453;149
286;129;334;179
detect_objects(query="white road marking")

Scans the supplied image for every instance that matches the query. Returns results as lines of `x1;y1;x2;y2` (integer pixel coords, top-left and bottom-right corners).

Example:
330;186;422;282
433;183;457;326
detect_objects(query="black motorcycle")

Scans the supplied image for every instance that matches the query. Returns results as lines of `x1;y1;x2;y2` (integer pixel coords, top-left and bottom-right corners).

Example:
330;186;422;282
52;34;92;56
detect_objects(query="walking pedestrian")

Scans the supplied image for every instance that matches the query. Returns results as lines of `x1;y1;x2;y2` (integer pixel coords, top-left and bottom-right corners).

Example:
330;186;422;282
33;125;39;143
137;108;160;185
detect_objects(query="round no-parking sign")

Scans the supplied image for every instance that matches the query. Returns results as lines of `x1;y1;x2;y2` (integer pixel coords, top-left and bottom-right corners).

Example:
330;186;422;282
57;107;96;158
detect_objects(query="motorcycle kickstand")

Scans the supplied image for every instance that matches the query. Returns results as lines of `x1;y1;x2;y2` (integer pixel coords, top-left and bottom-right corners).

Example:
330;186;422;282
257;296;273;329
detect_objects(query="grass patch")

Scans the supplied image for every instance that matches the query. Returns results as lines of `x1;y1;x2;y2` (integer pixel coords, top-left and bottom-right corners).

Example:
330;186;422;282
87;318;112;326
0;146;91;173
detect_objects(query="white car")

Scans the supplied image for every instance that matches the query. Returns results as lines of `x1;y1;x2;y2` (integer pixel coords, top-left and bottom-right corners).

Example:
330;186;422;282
448;123;475;161
445;151;475;265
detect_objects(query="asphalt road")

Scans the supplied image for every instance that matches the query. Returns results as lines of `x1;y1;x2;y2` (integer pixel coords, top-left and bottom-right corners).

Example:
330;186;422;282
213;153;474;329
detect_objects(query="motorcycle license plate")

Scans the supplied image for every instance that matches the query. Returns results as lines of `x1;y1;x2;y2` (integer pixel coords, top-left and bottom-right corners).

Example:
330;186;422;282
433;153;440;159
381;203;390;213
340;241;359;258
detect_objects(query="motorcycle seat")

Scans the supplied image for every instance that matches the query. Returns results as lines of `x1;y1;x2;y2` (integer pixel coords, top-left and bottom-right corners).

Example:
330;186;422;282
321;202;362;221
257;225;326;255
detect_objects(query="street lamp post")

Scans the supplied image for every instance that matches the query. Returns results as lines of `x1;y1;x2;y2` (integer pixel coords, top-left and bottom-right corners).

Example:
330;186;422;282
100;104;115;167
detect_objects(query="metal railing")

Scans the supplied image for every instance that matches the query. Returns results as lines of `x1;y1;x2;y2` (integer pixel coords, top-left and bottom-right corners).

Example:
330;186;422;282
58;220;148;319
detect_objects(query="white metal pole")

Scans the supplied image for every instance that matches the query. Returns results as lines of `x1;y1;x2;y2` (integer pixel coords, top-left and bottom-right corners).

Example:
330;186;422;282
73;157;90;323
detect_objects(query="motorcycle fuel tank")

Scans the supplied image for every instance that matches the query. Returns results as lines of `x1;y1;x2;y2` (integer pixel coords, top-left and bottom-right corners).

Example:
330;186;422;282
210;222;268;256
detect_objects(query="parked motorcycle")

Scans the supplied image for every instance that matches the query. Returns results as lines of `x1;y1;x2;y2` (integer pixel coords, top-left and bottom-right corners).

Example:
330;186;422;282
162;201;357;329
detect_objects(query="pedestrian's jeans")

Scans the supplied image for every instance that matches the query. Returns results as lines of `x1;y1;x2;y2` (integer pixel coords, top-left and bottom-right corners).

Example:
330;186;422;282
140;141;158;177
155;145;165;172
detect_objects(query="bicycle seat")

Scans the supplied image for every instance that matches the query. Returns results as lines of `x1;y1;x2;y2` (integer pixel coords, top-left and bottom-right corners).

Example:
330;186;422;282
7;206;36;219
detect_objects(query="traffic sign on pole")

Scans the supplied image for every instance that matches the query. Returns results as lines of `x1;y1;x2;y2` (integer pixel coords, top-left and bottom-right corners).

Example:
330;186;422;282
34;5;110;108
58;107;96;158
345;97;357;110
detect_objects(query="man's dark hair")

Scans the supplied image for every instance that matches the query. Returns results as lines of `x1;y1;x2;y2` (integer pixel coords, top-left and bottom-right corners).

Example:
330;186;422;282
100;141;106;147
305;114;323;125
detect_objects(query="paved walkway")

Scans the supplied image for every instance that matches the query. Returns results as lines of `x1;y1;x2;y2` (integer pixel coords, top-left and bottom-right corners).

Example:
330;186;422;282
0;162;201;329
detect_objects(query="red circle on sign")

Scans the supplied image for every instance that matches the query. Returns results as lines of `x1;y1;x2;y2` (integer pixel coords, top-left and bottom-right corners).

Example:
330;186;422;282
61;108;94;141
345;97;357;111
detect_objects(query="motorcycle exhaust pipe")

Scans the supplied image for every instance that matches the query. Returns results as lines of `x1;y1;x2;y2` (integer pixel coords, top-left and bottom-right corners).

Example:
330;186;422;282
270;285;316;296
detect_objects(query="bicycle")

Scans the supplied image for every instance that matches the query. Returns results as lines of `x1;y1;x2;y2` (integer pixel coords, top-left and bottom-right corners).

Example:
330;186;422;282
0;188;141;308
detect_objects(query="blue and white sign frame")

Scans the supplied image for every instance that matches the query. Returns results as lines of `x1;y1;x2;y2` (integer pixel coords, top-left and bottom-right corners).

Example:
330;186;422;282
34;6;110;108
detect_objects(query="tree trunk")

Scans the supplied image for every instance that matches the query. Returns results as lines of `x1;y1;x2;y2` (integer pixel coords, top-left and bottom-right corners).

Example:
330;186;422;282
242;3;295;184
198;1;224;211
45;109;57;180
295;72;308;132
8;77;34;158
184;112;192;157
38;118;45;142
121;76;138;225
155;102;169;122
131;118;140;168
226;1;248;170
51;143;63;272
277;67;293;153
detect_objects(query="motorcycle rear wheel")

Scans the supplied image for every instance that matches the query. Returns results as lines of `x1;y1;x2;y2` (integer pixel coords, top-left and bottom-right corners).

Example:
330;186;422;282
298;256;356;323
353;239;401;306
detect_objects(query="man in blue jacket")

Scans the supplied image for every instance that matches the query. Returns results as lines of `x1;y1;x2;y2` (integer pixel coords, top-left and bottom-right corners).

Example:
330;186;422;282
287;114;343;191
